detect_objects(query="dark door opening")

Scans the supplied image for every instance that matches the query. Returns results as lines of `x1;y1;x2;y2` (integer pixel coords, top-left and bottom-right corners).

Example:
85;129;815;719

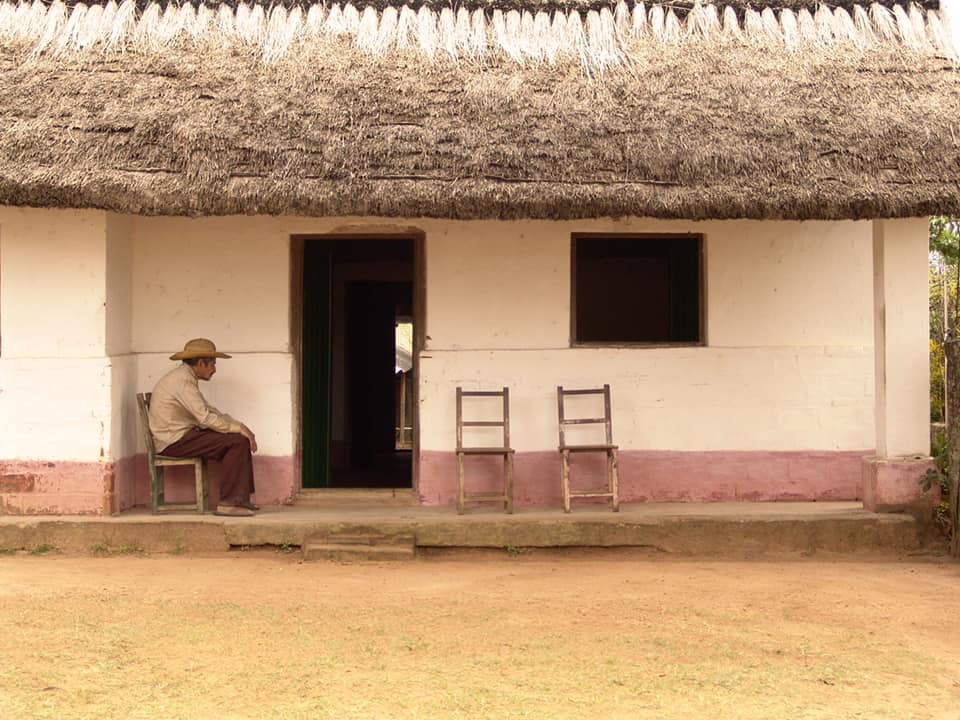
300;238;415;489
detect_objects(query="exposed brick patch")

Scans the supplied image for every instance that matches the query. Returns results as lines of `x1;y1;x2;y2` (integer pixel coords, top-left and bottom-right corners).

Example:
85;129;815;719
0;493;24;514
0;461;115;514
0;474;36;493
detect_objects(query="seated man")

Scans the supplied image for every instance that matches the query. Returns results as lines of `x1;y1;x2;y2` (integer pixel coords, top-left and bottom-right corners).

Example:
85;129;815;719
148;338;259;517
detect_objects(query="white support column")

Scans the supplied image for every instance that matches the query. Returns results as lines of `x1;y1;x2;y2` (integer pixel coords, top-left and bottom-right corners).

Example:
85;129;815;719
864;218;934;511
0;207;114;514
872;218;929;456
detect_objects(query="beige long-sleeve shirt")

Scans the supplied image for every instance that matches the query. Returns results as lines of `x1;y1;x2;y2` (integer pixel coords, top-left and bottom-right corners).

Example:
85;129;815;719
148;363;243;452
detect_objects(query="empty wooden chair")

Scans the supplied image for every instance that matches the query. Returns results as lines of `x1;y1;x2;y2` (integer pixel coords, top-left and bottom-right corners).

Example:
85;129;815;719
456;387;515;514
136;392;209;514
557;384;619;513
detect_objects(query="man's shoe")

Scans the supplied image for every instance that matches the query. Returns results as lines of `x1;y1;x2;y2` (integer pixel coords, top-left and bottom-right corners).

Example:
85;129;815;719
238;500;260;511
214;504;255;517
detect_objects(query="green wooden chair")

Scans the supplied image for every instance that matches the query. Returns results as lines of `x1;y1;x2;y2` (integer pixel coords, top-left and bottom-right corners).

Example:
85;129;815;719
136;392;208;514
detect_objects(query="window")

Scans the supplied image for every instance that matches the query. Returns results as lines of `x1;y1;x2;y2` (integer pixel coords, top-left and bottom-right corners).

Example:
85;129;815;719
572;234;702;344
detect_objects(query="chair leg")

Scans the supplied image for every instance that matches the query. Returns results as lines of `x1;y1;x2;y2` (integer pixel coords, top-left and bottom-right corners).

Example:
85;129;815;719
504;453;514;514
152;466;165;514
456;452;465;515
610;450;620;512
194;459;206;514
561;450;571;513
149;466;158;514
200;459;209;514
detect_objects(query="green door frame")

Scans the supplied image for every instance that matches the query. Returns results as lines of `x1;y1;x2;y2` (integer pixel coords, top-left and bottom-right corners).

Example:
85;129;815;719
291;233;425;493
300;241;334;488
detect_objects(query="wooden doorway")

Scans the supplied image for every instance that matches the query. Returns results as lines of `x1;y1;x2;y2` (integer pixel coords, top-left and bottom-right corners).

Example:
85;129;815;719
292;236;422;490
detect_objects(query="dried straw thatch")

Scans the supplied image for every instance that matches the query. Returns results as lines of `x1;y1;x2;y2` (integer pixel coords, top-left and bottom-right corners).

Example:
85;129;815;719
1;0;958;65
0;0;958;220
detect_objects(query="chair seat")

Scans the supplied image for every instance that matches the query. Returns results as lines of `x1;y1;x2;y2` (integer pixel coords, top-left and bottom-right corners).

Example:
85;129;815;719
155;455;204;465
462;491;511;500
560;444;618;452
457;446;516;455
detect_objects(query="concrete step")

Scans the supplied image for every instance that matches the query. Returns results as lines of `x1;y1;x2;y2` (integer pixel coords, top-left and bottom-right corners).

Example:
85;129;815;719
0;503;932;558
292;489;417;507
301;531;417;562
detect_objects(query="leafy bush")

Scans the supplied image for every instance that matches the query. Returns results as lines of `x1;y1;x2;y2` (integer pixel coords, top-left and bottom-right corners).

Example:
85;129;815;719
921;430;952;537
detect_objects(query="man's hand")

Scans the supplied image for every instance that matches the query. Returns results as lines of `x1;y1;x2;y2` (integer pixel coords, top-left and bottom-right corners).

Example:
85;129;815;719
239;424;258;454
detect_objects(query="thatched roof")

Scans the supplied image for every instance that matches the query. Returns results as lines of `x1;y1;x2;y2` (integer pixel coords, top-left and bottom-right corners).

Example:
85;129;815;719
0;0;959;220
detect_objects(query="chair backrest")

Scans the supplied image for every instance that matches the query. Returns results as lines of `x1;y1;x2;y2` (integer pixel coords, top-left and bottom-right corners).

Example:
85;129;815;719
135;392;158;460
557;384;613;447
456;387;511;450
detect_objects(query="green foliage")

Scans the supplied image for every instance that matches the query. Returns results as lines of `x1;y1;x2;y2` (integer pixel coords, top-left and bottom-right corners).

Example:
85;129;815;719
30;544;57;556
930;216;960;263
929;217;960;422
921;430;952;538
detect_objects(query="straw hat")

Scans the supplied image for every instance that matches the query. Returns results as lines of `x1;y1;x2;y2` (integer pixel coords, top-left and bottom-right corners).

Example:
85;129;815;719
170;338;232;361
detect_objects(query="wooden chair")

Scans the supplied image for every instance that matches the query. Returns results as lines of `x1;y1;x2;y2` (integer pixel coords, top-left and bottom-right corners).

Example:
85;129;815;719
557;384;619;513
456;387;515;514
136;393;209;514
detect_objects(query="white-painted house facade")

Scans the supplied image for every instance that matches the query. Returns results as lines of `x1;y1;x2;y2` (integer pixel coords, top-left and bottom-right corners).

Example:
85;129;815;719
0;0;955;514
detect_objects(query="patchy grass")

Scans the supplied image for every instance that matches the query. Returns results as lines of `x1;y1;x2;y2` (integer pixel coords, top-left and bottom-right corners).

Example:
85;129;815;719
29;544;58;556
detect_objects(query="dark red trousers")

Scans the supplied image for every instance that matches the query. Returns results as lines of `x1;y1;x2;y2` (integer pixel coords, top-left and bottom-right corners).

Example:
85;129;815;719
161;428;255;505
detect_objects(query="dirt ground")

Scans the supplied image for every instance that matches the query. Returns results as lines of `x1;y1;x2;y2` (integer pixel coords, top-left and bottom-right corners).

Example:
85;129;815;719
1;549;959;720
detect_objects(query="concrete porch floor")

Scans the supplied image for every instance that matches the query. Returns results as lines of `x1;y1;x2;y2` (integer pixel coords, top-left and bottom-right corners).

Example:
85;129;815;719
0;500;932;557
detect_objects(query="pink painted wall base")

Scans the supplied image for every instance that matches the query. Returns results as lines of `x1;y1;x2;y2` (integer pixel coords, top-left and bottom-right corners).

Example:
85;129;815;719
117;454;297;511
861;455;937;512
418;449;873;507
0;455;296;516
0;460;113;515
5;451;935;515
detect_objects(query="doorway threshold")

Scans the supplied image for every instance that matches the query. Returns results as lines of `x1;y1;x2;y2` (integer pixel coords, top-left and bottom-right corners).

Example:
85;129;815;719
293;488;417;507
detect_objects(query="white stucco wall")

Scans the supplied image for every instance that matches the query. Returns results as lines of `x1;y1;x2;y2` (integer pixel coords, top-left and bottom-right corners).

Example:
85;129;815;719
105;214;138;463
421;218;876;453
106;214;134;357
0;208;112;462
1;209;926;486
130;216;291;354
0;358;112;460
0;208;108;358
128;216;302;457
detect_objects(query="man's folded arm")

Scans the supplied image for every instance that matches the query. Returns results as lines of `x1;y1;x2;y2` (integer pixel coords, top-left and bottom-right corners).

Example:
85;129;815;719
176;385;242;435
